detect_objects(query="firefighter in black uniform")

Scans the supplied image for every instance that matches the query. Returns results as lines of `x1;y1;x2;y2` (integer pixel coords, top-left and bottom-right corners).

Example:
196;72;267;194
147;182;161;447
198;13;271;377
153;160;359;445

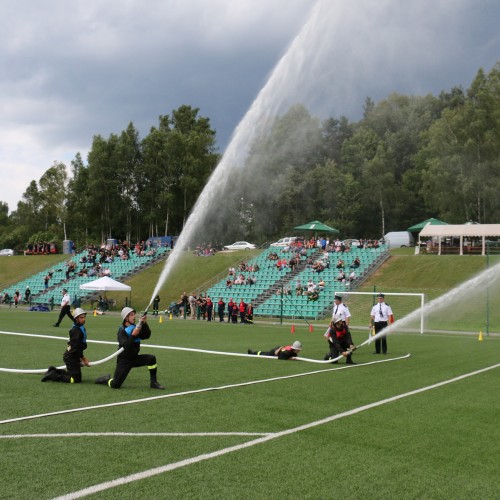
42;308;90;383
95;307;164;389
247;340;302;359
324;315;356;364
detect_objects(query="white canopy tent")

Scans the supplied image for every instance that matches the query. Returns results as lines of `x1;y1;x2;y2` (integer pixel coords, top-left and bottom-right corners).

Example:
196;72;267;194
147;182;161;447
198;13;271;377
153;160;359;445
80;276;131;291
419;224;500;255
80;276;132;309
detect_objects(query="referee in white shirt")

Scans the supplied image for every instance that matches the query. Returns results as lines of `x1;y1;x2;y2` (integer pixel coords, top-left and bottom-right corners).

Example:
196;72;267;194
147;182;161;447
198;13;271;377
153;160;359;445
369;293;394;354
331;294;351;326
53;288;74;327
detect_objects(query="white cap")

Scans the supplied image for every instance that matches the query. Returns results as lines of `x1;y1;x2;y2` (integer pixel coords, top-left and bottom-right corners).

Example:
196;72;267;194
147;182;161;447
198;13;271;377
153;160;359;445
333;315;343;324
73;308;87;319
121;307;136;322
292;340;302;351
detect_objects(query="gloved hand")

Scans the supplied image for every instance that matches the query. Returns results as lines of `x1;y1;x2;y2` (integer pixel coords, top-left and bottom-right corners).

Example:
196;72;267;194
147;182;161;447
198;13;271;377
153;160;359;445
137;314;147;329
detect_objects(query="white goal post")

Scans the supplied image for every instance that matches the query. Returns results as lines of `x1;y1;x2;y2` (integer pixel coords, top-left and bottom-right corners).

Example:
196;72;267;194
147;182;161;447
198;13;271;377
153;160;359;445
334;291;425;334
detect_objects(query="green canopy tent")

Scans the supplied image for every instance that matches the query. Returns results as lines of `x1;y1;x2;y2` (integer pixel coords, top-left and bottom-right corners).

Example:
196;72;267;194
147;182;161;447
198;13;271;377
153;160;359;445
293;220;340;234
407;218;448;232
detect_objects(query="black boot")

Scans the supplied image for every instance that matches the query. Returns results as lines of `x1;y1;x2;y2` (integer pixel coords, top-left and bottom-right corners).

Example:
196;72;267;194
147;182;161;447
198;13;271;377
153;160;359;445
41;367;61;382
95;374;111;385
149;367;165;389
150;380;165;389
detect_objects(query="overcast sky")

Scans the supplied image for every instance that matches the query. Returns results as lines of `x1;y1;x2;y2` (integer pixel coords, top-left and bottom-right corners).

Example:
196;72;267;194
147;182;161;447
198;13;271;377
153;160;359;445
1;0;499;212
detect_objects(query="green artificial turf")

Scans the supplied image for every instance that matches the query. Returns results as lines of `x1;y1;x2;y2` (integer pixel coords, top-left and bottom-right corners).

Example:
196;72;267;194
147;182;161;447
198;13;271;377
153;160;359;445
0;309;499;499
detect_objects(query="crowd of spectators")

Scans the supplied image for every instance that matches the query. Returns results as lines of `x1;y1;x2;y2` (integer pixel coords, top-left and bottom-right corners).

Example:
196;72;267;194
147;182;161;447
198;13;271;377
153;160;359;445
24;242;58;255
193;242;224;256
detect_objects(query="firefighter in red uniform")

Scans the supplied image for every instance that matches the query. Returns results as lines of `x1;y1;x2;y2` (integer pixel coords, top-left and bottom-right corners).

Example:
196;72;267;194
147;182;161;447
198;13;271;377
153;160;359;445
247;340;302;359
227;298;235;323
238;299;246;323
324;315;356;364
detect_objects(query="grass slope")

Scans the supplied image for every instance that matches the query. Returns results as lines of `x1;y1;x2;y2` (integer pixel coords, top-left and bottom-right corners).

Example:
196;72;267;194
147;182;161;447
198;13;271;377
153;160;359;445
0;254;67;291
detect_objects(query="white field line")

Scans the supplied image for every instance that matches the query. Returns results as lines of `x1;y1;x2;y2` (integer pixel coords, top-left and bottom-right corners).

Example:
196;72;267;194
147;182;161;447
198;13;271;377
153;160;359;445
0;432;271;439
0;354;411;425
53;362;500;500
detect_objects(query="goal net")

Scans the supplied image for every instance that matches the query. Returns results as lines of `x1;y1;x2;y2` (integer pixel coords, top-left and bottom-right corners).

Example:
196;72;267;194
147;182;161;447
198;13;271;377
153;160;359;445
334;291;425;334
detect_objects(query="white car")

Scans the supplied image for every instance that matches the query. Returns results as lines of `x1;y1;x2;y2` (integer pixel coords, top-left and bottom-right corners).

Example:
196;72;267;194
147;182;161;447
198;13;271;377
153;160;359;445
341;239;361;248
0;249;14;256
270;237;297;247
223;241;257;250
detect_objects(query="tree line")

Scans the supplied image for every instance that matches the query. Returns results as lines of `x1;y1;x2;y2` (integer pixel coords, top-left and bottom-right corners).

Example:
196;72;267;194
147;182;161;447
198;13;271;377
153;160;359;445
0;63;498;251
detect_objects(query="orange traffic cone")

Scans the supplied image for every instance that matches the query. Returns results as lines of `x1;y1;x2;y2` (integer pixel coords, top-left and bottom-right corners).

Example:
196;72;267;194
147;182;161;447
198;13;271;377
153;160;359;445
309;324;314;333
93;309;97;317
290;324;295;334
478;331;483;341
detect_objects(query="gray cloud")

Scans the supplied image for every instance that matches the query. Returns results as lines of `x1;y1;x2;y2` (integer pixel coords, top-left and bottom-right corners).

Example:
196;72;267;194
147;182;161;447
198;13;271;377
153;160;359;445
0;0;498;211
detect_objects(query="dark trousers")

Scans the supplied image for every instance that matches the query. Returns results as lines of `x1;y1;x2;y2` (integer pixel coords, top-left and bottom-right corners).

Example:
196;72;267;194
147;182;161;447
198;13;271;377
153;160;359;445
255;346;280;357
374;321;388;354
227;307;233;322
50;352;82;383
218;309;224;322
329;332;354;363
55;305;74;326
110;353;157;389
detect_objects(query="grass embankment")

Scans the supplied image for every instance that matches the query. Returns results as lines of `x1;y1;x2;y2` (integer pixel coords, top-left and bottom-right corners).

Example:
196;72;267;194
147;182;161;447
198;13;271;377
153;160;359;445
0;254;67;291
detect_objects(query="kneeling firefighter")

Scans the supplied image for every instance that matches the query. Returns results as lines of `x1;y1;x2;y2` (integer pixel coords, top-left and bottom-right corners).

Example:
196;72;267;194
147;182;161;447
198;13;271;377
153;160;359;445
324;315;356;364
95;307;164;389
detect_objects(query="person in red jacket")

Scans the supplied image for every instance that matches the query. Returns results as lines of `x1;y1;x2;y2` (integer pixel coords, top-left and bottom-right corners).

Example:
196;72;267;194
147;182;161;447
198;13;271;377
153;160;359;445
217;297;225;322
238;299;246;324
324;315;356;364
247;341;302;359
227;298;235;323
206;296;213;322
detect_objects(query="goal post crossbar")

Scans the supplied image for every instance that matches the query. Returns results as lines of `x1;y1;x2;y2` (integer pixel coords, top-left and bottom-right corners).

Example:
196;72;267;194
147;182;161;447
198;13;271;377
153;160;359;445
334;291;425;334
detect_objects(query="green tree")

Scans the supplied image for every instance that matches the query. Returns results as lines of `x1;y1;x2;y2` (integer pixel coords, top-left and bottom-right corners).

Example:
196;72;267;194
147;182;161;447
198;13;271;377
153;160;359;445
38;162;68;237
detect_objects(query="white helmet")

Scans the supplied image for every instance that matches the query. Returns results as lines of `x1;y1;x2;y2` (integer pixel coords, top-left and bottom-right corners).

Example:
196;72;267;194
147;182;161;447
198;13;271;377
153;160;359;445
121;307;136;322
292;340;302;351
73;308;87;319
333;315;343;324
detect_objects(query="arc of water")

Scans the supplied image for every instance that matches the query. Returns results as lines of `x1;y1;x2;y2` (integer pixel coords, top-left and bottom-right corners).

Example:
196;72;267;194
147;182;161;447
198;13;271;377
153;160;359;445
146;2;325;308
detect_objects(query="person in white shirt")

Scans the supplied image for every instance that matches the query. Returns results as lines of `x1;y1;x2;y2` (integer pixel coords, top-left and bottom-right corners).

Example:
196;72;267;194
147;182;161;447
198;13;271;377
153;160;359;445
331;295;351;326
369;293;394;354
53;288;74;327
